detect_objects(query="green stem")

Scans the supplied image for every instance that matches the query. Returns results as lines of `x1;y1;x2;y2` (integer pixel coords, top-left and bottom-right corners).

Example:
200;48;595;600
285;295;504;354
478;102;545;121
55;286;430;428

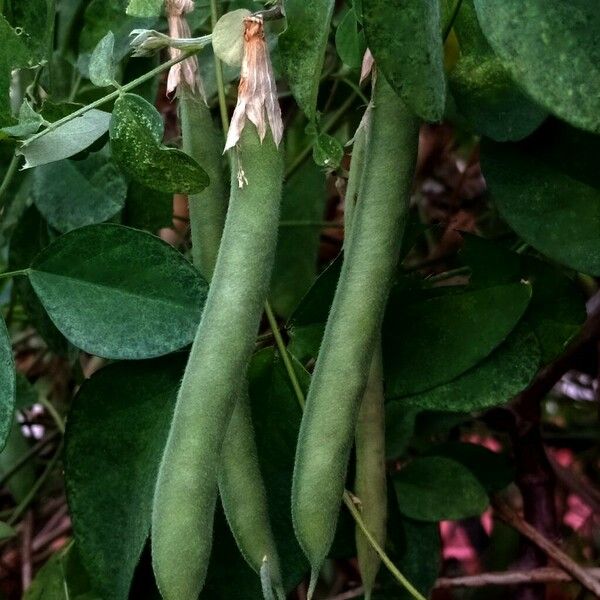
0;268;31;282
39;397;66;435
21;51;196;149
264;302;305;409
7;441;63;526
343;493;427;600
0;154;21;208
210;0;230;135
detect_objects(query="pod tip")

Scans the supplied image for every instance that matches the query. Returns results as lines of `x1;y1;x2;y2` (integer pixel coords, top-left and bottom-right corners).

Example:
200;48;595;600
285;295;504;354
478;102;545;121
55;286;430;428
307;569;319;600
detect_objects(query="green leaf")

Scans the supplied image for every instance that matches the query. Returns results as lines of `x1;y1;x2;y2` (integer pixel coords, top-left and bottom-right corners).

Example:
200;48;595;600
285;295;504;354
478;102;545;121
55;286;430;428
0;317;15;452
393;456;489;521
481;125;600;276
312;133;344;169
385;403;418;460
89;31;116;87
1;100;45;138
270;160;326;318
212;9;251;68
473;0;600;133
65;356;184;600
29;224;207;359
363;0;446;121
460;234;587;363
19;110;112;169
383;282;532;397
126;0;163;17
425;442;514;493
0;521;16;541
400;323;541;412
0;15;30;125
0;417;36;503
278;0;335;121
448;0;546;141
33;153;127;232
110;93;209;194
4;0;54;64
123;181;173;232
335;9;365;69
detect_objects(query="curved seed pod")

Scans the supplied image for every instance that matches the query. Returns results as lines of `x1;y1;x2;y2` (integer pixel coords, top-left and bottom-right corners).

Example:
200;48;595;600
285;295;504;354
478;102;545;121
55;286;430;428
152;123;283;600
180;93;228;280
354;343;387;599
291;73;419;596
219;389;285;598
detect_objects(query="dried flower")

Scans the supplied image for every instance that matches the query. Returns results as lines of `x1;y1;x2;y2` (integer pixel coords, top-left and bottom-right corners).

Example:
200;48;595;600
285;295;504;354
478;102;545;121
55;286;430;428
165;0;203;98
360;48;374;85
224;16;283;152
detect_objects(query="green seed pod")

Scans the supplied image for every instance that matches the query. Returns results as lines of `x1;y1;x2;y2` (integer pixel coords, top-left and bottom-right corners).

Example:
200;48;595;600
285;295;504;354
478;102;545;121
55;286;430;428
354;344;387;599
179;92;228;281
219;389;285;598
152;124;283;600
291;73;419;595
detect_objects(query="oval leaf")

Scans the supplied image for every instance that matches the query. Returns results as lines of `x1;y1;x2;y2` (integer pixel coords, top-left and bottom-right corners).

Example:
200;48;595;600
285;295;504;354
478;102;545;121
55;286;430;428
212;9;251;67
393;456;489;521
0;317;15;451
364;0;446;121
29;224;207;359
65;356;184;600
473;0;600;133
89;31;116;87
383;282;532;397
400;324;541;412
33;153;127;232
481;127;600;276
19;109;111;169
278;0;335;121
110;93;209;194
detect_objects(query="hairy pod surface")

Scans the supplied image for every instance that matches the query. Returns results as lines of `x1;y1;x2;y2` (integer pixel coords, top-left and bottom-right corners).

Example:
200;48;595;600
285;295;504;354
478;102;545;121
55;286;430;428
152;124;283;600
291;73;419;585
219;389;284;595
355;344;387;598
179;92;228;281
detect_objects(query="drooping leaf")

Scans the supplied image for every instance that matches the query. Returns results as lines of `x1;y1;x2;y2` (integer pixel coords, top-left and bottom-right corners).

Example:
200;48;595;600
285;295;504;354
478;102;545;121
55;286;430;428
0;15;30;125
393;456;489;522
399;323;541;412
29;224;207;359
481;124;600;276
363;0;446;121
33;153;127;232
0;317;16;451
18;109;112;169
89;31;116;87
278;0;335;121
473;0;600;133
126;0;163;17
270;162;327;318
64;356;184;600
448;0;546;141
110;93;209;194
383;282;532;397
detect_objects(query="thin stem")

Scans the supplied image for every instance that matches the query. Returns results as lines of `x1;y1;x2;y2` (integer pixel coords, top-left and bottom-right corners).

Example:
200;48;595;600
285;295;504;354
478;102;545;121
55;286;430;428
263;302;305;409
285;92;358;179
443;0;464;41
7;441;63;526
343;492;427;600
0;154;21;208
39;398;66;435
262;305;424;598
21;51;196;149
210;0;230;135
0;268;31;282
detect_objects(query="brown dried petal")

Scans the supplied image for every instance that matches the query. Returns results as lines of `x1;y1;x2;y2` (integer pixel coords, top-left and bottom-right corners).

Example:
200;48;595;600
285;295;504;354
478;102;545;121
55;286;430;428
224;16;283;151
